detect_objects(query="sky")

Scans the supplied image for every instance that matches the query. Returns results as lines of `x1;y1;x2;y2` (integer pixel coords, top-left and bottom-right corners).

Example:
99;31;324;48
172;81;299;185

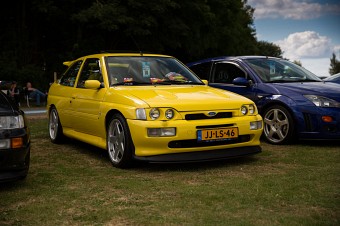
247;0;340;77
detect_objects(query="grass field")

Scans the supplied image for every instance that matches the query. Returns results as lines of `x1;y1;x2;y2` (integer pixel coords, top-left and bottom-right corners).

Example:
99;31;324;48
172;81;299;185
1;115;339;225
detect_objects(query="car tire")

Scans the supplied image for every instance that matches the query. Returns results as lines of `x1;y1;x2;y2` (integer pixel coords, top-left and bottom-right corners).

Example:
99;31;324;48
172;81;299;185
263;105;295;145
107;113;134;168
48;107;64;143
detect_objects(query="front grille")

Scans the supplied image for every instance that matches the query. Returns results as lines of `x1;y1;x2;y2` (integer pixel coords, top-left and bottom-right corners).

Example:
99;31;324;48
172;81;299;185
168;135;250;148
185;112;232;120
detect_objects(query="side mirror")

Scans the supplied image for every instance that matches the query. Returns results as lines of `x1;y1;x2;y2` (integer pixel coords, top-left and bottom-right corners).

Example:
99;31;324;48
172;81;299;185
232;77;250;87
201;79;209;85
85;80;101;89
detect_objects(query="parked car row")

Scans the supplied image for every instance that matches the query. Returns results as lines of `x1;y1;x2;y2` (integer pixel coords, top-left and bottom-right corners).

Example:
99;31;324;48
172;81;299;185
2;52;339;181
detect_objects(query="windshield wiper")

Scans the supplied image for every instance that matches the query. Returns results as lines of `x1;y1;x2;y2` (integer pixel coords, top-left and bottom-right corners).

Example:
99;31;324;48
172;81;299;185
299;79;321;82
267;79;320;83
111;81;150;86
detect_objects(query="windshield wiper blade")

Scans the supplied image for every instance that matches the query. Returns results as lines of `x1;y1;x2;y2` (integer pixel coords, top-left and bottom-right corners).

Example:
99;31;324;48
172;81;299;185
111;81;150;86
300;79;321;82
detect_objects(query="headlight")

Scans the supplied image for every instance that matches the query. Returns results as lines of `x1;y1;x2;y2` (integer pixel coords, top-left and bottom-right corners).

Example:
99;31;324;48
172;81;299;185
304;95;340;108
0;115;24;129
150;108;160;120
165;109;174;119
249;104;255;114
241;105;248;115
136;108;147;120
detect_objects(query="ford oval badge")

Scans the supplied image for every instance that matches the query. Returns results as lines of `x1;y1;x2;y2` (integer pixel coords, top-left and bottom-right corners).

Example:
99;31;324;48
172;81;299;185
207;112;217;117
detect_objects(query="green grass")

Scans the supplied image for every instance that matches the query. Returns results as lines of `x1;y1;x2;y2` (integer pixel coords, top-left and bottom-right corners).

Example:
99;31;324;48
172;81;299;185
1;116;339;225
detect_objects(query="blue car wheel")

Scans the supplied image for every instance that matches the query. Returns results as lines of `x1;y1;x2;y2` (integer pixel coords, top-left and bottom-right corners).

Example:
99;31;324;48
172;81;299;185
263;105;295;144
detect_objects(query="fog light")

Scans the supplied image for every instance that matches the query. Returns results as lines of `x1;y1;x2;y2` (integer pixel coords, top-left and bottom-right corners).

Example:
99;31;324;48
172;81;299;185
147;128;176;137
12;137;23;148
250;121;262;130
322;116;333;123
0;139;10;149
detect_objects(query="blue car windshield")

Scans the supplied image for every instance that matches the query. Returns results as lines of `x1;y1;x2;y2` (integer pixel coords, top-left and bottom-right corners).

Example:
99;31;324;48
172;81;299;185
244;58;323;83
105;56;203;86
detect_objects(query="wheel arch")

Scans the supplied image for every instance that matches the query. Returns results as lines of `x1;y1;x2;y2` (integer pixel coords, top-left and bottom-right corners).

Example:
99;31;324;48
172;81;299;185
48;104;57;113
259;98;298;125
105;109;125;129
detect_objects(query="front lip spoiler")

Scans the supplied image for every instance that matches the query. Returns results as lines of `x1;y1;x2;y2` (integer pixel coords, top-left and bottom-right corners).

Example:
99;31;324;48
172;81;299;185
133;146;261;163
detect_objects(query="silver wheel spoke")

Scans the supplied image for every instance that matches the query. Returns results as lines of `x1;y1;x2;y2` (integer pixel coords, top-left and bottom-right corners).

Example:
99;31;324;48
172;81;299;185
108;119;125;163
264;108;290;143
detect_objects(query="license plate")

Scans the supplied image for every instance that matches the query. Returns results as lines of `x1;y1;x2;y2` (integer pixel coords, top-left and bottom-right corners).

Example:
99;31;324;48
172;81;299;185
197;127;238;141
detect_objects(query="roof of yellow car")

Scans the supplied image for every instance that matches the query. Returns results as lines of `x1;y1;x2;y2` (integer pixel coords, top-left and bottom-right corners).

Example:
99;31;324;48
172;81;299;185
63;52;173;66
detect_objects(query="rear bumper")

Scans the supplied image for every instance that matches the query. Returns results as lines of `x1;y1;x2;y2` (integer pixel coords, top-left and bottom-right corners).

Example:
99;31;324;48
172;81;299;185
133;145;261;163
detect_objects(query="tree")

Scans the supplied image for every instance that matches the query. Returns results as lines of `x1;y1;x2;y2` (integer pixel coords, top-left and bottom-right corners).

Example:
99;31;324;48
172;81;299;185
255;41;283;58
329;52;340;75
293;60;302;67
0;0;276;85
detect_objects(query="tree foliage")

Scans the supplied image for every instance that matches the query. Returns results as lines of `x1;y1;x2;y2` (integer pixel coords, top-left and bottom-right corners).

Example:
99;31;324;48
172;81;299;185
329;52;340;75
0;0;281;89
293;60;302;67
255;41;283;58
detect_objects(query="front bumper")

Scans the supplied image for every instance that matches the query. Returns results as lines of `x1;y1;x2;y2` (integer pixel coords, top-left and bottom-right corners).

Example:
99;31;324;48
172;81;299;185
134;146;261;163
127;115;263;157
296;106;340;140
0;128;30;182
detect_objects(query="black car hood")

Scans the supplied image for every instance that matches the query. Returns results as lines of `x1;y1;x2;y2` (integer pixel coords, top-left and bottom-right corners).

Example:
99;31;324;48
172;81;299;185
271;82;340;102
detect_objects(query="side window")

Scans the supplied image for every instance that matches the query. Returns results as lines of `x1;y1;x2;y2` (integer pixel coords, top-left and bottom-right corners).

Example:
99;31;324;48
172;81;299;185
189;62;211;80
59;60;83;87
77;58;102;88
212;63;247;83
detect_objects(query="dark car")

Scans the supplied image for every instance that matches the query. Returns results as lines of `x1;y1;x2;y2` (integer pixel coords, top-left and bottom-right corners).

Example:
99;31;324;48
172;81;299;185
187;56;340;144
324;73;340;84
0;91;30;181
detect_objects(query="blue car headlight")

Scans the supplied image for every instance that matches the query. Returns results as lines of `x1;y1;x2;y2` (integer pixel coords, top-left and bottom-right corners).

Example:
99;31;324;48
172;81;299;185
304;95;340;108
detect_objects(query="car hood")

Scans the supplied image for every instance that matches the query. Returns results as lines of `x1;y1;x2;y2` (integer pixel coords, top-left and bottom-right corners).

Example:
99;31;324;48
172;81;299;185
272;82;340;102
114;85;253;111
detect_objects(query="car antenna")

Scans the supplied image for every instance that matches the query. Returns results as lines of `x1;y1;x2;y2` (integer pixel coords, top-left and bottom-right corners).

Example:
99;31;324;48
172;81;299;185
130;36;143;56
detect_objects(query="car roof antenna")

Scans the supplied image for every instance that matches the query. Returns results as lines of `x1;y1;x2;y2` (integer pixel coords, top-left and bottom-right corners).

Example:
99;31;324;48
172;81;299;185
130;36;143;56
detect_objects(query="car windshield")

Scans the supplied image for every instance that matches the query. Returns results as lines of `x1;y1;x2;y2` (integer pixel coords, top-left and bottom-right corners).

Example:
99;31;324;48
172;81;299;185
105;56;203;86
324;73;340;81
244;58;322;83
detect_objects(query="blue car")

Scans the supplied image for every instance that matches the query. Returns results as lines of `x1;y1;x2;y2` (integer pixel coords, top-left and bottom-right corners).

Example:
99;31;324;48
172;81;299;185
187;56;340;144
324;73;340;85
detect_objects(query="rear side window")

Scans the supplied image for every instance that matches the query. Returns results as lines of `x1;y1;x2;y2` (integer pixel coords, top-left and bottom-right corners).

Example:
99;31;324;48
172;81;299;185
189;62;211;80
59;60;83;87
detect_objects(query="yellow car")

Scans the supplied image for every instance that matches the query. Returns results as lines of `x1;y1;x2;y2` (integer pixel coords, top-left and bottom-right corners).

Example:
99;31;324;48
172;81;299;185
47;53;263;168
